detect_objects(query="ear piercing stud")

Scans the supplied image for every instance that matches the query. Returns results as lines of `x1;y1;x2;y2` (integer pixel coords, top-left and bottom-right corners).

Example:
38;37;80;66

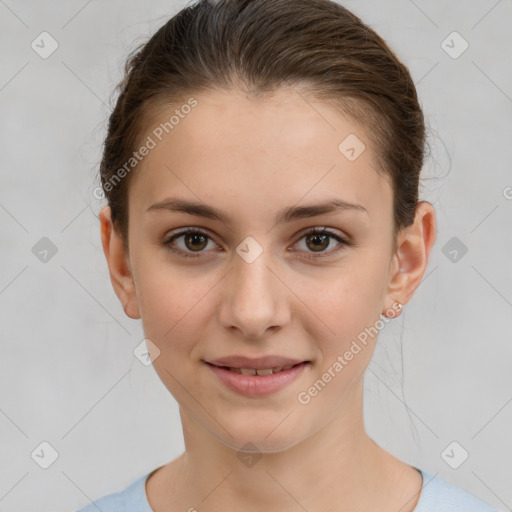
381;301;403;319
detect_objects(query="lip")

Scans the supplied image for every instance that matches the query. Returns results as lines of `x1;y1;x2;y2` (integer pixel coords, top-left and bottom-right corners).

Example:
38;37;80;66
205;355;308;370
204;360;311;397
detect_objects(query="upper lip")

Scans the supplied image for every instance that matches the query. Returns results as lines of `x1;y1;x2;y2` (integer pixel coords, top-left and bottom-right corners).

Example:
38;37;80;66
205;355;309;370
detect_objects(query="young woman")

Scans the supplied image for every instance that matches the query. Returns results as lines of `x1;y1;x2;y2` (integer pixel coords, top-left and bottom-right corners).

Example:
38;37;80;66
76;0;500;510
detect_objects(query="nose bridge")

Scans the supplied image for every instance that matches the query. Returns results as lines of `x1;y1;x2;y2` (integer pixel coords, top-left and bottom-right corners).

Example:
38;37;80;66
235;248;275;299
219;242;288;338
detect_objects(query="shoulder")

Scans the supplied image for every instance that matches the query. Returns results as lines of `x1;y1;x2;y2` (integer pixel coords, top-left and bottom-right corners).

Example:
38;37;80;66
74;472;152;512
73;467;503;512
415;470;502;512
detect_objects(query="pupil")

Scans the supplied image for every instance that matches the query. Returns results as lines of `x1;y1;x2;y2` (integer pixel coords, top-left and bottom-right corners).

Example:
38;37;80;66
186;233;207;251
308;233;328;252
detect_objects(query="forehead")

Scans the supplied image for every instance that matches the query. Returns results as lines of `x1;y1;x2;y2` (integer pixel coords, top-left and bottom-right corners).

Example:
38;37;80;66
129;87;393;223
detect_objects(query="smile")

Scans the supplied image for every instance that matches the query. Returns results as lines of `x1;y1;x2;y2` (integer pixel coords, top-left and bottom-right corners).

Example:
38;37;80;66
217;363;298;375
204;361;311;397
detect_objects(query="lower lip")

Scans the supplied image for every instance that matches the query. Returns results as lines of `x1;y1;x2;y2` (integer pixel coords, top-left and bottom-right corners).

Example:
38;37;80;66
205;361;310;397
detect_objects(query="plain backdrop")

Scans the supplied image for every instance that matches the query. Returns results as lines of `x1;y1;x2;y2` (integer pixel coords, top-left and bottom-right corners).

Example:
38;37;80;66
0;1;511;511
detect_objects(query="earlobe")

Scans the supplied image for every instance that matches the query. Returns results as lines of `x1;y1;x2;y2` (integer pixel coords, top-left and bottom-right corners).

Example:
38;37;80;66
99;205;141;319
383;201;437;313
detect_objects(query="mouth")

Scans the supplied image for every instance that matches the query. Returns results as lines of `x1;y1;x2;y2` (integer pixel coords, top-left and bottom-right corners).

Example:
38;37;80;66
205;361;309;376
204;360;312;397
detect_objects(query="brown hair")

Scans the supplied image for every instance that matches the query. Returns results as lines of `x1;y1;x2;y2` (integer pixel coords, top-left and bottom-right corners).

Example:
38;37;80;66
99;0;428;252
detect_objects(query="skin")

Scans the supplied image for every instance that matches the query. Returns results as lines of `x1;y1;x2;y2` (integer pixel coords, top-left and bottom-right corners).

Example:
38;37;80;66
99;86;436;512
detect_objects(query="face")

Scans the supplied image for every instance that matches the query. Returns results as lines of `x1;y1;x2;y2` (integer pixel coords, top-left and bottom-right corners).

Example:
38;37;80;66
101;87;432;453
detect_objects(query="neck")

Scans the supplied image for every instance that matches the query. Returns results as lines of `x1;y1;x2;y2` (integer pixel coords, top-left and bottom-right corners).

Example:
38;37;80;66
151;380;415;512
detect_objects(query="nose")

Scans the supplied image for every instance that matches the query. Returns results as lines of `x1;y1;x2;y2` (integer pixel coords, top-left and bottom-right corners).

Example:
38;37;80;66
218;251;290;340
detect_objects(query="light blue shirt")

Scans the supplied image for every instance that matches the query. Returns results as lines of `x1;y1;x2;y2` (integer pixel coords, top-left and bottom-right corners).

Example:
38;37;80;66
75;468;502;511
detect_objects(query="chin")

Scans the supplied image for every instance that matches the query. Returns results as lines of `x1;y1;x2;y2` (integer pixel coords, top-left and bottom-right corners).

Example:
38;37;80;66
213;420;305;454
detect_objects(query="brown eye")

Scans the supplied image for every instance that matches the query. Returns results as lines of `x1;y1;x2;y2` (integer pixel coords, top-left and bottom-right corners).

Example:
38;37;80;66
183;232;208;251
305;232;331;252
163;228;218;258
293;227;350;259
163;226;350;260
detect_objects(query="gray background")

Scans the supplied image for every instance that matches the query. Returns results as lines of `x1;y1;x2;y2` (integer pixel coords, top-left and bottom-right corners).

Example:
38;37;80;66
0;1;511;511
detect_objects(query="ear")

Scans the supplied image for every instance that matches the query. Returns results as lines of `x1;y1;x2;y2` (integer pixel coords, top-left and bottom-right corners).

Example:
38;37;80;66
99;205;141;319
383;201;437;314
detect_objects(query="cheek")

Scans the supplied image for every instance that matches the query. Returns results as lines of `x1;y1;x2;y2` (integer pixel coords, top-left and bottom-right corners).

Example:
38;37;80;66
133;252;217;338
299;262;386;361
295;281;381;411
134;266;222;403
312;265;383;321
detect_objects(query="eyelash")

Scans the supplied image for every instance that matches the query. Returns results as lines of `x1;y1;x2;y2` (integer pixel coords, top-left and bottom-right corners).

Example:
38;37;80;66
162;227;351;260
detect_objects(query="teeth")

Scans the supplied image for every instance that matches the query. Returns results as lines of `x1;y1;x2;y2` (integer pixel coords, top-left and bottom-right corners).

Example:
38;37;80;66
228;363;299;375
255;368;273;376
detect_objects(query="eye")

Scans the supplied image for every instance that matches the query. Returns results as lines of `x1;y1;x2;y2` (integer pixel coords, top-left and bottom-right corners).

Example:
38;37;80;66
162;228;219;259
162;226;351;259
292;227;350;259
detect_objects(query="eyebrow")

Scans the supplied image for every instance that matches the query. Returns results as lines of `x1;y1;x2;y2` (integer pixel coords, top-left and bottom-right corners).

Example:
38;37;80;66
146;197;368;224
